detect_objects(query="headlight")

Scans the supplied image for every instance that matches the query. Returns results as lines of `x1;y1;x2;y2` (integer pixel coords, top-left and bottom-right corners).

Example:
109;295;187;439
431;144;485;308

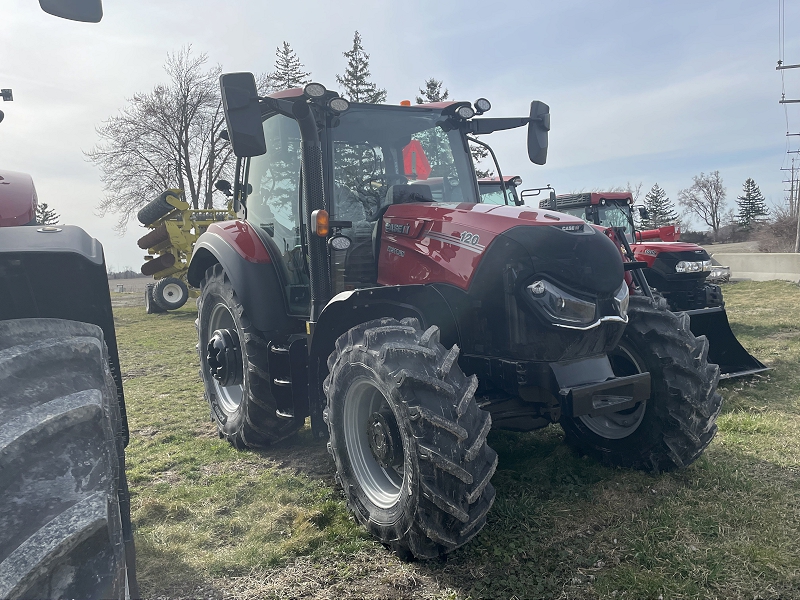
613;281;630;319
526;280;596;325
675;260;710;273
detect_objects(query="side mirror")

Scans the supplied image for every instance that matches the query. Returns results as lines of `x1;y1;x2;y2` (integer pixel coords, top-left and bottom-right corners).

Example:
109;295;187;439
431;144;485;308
39;0;102;22
638;207;650;221
527;101;550;165
549;189;556;210
219;72;266;157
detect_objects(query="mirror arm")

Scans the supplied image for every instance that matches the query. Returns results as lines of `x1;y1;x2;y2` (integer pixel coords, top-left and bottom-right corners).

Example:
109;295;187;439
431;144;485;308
467;117;529;135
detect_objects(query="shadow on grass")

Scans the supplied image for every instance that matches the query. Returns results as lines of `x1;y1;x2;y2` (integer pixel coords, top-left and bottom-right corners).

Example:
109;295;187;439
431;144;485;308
252;427;336;485
137;537;229;599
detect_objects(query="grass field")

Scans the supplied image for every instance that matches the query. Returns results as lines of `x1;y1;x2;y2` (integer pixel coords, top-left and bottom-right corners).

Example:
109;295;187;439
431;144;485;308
115;281;800;599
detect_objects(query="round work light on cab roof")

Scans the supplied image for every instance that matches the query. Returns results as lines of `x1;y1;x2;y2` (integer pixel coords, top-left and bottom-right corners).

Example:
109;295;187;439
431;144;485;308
456;105;475;119
328;97;350;114
474;98;491;114
304;83;326;98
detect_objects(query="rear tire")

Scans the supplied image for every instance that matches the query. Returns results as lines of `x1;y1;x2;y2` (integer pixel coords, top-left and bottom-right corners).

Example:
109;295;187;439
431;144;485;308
196;264;303;448
0;318;137;599
324;318;497;559
152;277;189;311
560;295;723;472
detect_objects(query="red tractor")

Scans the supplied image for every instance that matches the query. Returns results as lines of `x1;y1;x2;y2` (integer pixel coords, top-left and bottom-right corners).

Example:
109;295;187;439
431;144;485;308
0;2;137;598
540;191;767;379
478;178;766;379
184;75;721;559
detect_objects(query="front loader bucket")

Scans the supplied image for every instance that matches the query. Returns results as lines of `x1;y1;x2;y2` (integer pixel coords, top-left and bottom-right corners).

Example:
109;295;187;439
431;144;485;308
685;307;769;379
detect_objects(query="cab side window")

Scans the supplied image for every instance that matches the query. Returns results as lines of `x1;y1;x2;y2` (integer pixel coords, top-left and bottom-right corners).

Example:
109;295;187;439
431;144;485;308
245;115;309;314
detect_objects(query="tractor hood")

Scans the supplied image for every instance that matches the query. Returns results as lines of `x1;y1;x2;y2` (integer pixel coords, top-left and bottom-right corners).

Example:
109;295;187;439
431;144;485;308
0;170;38;227
377;202;624;297
632;241;710;269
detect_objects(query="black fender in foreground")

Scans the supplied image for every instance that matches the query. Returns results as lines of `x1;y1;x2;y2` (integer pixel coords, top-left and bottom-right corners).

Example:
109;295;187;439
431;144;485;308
0;225;129;445
188;231;296;339
307;284;460;437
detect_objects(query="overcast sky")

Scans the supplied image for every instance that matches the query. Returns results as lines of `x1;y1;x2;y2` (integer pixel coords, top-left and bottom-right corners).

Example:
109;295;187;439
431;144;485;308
1;0;796;270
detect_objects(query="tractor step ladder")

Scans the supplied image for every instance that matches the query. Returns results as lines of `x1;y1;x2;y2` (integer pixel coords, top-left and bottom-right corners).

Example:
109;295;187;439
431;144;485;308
268;339;309;419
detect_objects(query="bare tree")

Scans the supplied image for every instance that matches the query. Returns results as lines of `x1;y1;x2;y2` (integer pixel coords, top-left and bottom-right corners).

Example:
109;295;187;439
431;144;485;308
86;46;233;232
678;171;726;240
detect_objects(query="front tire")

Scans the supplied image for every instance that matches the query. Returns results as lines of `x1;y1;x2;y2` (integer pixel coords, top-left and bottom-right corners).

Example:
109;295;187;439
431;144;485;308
196;264;302;448
561;295;723;472
324;318;498;559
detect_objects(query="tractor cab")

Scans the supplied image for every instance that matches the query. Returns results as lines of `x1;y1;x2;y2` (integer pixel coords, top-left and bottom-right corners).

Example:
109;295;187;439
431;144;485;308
548;192;639;242
477;176;522;205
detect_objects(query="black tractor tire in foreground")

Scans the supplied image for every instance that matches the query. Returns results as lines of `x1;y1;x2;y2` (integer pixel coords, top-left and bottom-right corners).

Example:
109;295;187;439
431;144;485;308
145;283;167;314
196;264;303;448
561;295;723;472
136;191;175;226
152;277;189;311
0;319;137;599
324;318;498;559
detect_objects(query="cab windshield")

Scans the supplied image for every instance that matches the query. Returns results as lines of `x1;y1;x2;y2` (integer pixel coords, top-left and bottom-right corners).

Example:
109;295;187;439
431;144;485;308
330;105;478;222
562;202;635;243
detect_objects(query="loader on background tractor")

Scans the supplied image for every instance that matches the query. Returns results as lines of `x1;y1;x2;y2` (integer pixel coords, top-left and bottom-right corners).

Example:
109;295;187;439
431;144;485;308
135;188;234;313
0;1;137;598
185;75;722;560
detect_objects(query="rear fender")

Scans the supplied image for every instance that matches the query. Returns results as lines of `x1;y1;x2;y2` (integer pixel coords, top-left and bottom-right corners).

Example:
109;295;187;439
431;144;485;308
188;221;295;338
0;225;128;444
307;284;459;437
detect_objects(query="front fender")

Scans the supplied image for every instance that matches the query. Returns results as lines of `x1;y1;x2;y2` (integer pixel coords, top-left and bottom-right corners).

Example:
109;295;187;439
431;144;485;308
188;221;295;337
307;284;460;437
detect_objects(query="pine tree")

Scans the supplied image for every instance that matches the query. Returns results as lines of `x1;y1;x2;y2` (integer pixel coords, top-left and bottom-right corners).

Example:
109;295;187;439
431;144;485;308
336;31;386;103
416;78;449;104
35;202;60;225
642;183;678;228
736;178;769;229
268;42;310;91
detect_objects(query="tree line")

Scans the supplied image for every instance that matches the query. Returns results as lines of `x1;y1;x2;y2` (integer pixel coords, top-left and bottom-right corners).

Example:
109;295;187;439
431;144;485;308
631;174;769;238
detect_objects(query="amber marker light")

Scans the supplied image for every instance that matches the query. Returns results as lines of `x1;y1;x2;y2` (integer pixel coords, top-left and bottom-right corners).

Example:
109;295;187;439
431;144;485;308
400;100;411;106
311;209;329;236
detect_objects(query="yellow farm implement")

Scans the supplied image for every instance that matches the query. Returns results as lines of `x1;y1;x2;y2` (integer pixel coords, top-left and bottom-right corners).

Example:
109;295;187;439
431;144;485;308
136;189;233;313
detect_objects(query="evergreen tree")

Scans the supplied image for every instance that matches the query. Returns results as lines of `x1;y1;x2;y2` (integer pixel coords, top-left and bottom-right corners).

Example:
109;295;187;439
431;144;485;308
736;178;769;229
35;202;60;225
416;78;449;104
642;183;678;228
268;42;310;91
336;31;386;103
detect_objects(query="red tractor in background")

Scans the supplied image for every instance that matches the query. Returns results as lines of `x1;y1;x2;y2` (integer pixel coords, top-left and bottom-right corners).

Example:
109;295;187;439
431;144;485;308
478;178;766;379
0;1;137;598
180;75;722;559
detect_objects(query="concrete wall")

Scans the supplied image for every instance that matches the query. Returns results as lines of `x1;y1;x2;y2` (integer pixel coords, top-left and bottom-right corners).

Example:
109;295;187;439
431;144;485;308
710;252;800;283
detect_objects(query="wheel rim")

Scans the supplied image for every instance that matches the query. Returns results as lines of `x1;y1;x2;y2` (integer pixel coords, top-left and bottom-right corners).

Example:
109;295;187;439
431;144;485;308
162;282;185;304
579;344;647;439
343;377;404;510
208;302;243;414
